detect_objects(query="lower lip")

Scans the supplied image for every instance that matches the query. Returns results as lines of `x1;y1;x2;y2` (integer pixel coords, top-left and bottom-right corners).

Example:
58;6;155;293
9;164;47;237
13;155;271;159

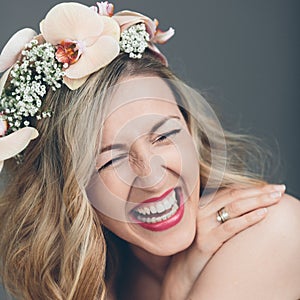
131;189;184;232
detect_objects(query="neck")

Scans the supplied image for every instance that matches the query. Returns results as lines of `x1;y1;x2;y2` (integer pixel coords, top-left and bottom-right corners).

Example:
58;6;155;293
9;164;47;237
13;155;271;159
129;243;172;281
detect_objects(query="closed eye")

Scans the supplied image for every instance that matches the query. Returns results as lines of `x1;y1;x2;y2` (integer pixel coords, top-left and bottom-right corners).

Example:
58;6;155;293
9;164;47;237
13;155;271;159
98;154;127;172
152;128;181;144
98;129;182;172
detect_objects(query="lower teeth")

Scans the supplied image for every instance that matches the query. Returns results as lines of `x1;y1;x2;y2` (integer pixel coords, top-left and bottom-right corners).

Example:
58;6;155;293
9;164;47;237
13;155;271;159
136;203;179;224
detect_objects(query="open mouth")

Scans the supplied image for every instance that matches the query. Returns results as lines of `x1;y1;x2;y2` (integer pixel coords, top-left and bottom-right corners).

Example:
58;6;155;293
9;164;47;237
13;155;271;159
130;187;184;231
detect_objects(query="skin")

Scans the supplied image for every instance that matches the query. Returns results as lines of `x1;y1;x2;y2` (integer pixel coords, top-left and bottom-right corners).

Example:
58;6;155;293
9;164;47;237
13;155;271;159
92;76;300;300
91;76;200;256
185;194;300;300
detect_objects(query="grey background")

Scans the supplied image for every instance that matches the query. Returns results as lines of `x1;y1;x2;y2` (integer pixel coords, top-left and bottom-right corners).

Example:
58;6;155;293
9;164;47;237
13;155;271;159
0;0;299;298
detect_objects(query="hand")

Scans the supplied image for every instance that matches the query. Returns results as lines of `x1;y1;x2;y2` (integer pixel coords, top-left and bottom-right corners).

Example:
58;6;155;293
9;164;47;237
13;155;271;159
159;183;286;300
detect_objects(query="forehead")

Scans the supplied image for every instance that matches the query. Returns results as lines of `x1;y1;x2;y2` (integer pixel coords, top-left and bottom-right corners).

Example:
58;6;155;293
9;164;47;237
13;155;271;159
102;76;181;134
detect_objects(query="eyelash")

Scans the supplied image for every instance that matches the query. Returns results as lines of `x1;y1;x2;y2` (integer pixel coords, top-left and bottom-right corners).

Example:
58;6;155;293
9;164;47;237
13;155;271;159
98;154;127;172
98;129;182;172
152;128;181;144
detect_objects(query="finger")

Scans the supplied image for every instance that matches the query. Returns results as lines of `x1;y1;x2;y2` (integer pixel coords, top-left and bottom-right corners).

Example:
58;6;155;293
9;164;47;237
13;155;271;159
195;208;269;255
224;191;283;219
221;184;286;203
202;184;286;213
213;207;268;244
196;191;281;232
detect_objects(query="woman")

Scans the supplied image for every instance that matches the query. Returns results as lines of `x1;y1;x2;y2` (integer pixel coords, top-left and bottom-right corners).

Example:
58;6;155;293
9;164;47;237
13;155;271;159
0;2;299;300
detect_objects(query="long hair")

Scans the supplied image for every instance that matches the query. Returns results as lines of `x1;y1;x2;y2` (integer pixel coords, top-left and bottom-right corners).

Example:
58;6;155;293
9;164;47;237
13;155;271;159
0;51;267;299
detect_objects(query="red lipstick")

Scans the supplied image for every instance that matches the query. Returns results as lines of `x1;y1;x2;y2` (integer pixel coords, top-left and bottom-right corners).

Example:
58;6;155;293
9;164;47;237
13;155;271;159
130;188;184;232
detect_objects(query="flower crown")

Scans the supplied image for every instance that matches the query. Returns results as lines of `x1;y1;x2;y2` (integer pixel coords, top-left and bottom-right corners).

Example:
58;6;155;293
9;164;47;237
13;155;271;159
0;1;174;172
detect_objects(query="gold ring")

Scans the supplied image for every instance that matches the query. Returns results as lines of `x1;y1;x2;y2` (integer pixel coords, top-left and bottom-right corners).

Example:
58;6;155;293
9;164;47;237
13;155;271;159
216;207;230;223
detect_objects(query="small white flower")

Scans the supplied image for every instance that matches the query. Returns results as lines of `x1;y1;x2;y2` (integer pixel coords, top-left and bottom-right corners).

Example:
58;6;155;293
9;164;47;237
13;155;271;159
0;38;63;133
119;23;150;59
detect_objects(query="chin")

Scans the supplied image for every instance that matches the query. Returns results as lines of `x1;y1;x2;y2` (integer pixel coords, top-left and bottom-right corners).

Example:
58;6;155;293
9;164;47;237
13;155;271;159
139;208;197;256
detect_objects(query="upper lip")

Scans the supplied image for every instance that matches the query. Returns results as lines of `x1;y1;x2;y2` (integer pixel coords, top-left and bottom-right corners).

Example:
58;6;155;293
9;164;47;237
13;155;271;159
130;187;175;211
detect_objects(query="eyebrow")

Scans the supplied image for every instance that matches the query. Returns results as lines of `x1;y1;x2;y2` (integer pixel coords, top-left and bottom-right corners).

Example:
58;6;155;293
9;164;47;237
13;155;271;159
99;115;181;154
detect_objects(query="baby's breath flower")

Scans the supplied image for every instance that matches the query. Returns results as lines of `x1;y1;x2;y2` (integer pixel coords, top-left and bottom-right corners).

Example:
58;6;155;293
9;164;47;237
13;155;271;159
0;39;64;133
119;23;150;59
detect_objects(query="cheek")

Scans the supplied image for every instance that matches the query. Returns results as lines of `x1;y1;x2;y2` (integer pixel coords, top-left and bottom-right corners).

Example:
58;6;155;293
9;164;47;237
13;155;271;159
99;170;129;198
87;171;129;222
165;133;199;202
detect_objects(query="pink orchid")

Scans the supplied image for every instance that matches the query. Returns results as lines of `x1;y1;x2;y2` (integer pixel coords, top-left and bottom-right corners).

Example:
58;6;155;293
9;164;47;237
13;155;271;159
112;11;174;65
151;20;175;44
91;1;114;17
0;28;37;73
0;116;7;137
55;40;84;68
0;127;39;173
40;2;120;90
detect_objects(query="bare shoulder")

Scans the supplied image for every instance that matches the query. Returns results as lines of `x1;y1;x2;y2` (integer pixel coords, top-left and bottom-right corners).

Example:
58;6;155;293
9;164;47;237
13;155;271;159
191;193;300;300
259;193;300;239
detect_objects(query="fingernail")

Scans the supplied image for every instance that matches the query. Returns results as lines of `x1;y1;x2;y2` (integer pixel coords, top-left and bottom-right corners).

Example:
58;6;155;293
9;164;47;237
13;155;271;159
257;208;268;216
270;191;282;199
274;184;286;192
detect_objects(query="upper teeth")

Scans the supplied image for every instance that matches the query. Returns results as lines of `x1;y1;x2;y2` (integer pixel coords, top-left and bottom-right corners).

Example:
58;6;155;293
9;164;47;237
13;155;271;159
134;190;177;216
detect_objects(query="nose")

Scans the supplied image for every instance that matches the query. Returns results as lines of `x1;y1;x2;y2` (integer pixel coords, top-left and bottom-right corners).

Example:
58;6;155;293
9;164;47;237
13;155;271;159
129;139;165;189
129;149;152;178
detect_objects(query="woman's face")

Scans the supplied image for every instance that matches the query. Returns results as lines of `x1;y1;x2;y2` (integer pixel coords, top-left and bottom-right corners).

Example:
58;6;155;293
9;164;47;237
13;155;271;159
87;76;200;255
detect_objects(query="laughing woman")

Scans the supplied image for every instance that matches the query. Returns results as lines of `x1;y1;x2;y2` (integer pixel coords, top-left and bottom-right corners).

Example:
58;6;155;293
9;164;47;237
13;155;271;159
0;2;299;300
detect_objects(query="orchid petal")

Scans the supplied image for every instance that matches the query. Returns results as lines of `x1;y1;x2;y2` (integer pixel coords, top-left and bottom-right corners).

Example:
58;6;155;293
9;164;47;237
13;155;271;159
0;127;39;161
147;43;168;66
0;117;8;136
40;3;104;45
100;16;120;40
0;28;37;72
152;27;175;44
0;67;12;96
94;2;114;17
113;11;157;37
90;6;98;13
63;76;89;90
65;35;120;79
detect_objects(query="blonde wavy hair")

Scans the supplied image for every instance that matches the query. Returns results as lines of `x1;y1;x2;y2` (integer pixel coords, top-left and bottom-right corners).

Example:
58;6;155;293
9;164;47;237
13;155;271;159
0;51;267;299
